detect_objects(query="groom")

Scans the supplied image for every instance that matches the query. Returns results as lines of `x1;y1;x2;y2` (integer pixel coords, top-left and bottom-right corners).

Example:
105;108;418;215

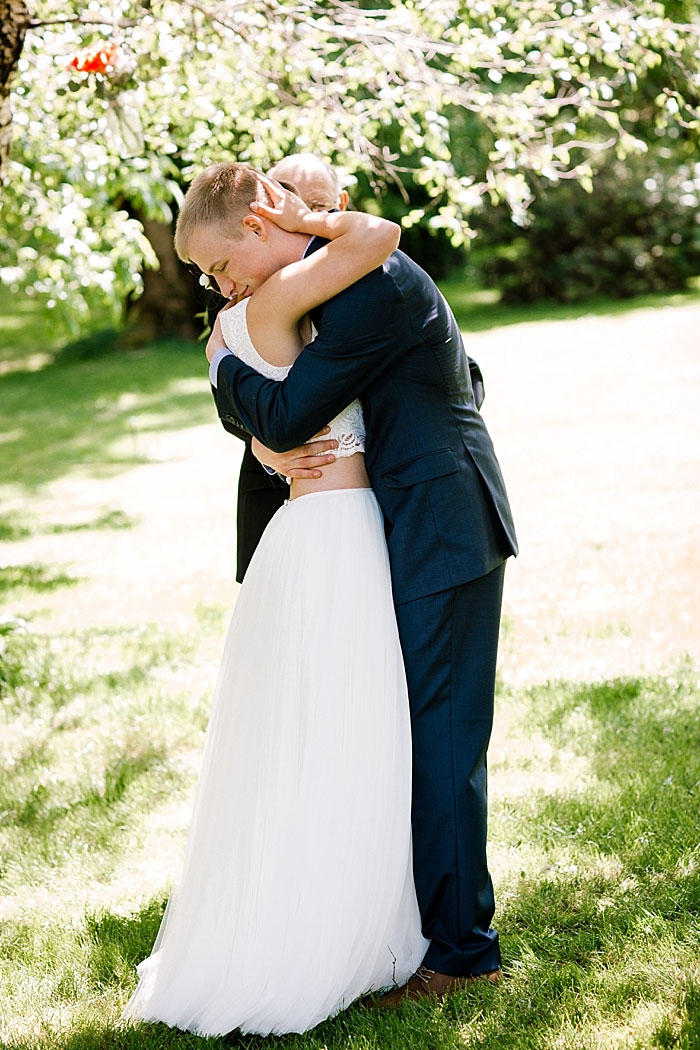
177;163;518;998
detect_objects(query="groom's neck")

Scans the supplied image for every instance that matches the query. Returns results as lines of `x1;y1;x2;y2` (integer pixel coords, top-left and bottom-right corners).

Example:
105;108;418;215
269;227;315;270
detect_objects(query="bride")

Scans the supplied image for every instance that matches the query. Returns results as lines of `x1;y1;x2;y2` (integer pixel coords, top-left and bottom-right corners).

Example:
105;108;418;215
123;173;428;1036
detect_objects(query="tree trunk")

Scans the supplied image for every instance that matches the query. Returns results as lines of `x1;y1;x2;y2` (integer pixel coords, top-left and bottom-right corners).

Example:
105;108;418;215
0;0;29;189
123;215;202;344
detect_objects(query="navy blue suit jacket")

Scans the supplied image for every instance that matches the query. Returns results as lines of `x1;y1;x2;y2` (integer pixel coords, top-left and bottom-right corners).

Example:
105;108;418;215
213;243;517;604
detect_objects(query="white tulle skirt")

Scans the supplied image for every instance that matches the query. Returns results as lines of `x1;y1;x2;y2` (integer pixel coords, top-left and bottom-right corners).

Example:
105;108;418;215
123;488;428;1036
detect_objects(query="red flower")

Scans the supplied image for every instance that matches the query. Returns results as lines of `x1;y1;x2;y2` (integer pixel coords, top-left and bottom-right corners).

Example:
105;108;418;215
68;41;118;75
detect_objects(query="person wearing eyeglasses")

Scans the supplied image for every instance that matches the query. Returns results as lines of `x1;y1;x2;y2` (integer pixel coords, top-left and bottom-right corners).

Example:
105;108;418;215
207;153;485;584
267;153;350;213
126;162;515;1034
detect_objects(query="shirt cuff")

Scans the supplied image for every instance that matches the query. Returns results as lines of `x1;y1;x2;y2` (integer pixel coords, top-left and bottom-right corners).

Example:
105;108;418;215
209;346;234;387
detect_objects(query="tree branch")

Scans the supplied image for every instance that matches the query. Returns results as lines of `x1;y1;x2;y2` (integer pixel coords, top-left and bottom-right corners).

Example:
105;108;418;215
29;16;140;28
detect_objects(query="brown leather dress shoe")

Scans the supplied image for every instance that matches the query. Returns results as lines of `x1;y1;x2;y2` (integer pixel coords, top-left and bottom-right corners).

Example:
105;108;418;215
364;965;503;1007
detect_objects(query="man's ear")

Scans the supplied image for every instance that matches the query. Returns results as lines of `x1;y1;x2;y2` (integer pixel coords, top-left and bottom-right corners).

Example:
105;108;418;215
242;214;268;238
338;191;350;211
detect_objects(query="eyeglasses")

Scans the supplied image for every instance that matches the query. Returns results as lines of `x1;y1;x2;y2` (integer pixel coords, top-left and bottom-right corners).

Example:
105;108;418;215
307;199;340;212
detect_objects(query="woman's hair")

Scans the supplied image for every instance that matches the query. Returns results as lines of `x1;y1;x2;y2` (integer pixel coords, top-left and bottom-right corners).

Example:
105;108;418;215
174;163;267;261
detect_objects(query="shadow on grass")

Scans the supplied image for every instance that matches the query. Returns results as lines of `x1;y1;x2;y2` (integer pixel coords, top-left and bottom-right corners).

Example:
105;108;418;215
49;509;137;534
0;508;137;541
0;513;33;540
0;508;136;541
0;338;214;491
84;898;167;988
6;964;699;1050
2;884;507;1048
488;667;700;1041
0;563;82;597
1;742;173;844
515;668;700;875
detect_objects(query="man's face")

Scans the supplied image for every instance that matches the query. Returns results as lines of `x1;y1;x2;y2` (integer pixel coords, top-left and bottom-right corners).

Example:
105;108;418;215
188;219;274;301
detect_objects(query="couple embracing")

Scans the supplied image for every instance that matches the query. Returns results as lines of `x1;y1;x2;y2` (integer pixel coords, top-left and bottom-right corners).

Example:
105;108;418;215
124;162;518;1036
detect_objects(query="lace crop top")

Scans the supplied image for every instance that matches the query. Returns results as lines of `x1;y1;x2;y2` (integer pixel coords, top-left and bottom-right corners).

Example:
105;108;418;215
218;299;366;457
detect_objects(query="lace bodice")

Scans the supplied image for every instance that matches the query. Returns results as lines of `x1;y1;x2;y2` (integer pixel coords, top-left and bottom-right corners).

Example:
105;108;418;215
219;299;365;457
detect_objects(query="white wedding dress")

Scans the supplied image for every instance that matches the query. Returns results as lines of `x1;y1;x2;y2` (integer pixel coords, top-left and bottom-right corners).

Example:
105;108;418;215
123;299;428;1036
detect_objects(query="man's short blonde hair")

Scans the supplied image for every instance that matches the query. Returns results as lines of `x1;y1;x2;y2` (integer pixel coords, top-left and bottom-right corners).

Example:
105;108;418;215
174;163;266;262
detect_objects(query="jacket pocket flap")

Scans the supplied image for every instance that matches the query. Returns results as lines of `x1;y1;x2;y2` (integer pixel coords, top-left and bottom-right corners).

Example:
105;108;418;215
381;448;459;487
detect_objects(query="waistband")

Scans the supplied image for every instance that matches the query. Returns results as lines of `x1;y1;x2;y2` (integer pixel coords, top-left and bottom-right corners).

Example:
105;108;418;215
284;487;374;507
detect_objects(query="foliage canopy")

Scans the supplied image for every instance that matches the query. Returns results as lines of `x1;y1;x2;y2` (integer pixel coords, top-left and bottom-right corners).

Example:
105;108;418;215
1;0;698;332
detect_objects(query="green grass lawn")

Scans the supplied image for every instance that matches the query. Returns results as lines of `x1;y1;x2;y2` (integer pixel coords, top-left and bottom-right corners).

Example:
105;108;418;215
1;617;697;1049
437;275;700;332
1;288;699;1048
0;285;211;493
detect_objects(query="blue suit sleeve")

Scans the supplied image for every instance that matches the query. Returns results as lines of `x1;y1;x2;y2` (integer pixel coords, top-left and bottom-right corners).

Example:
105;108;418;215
212;265;407;452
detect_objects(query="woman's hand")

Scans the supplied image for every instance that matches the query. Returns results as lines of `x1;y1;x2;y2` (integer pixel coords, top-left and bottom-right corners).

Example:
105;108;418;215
205;300;239;362
206;314;226;363
249;173;311;233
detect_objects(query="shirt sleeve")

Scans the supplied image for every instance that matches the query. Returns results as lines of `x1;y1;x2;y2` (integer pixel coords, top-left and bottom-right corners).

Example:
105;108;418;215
209;346;235;387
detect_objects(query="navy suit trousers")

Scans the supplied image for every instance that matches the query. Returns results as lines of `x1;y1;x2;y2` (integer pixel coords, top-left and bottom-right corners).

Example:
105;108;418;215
394;563;506;977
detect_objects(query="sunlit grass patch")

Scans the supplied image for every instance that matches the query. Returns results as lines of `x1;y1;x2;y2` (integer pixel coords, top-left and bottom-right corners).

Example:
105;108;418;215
0;618;213;904
589;621;633;640
644;982;700;1050
0;339;212;492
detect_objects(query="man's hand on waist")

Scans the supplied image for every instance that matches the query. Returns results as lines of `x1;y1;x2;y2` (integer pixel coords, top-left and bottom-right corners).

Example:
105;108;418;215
252;429;338;480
